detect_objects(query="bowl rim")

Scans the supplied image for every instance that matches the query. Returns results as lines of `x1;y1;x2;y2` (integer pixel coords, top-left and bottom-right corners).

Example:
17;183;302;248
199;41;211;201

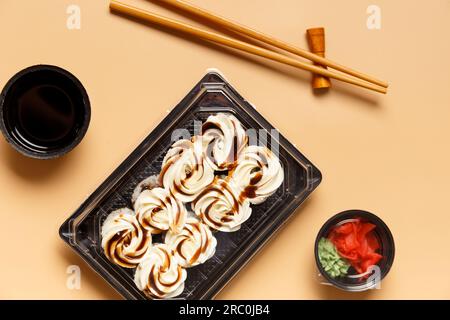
0;64;91;159
314;209;395;292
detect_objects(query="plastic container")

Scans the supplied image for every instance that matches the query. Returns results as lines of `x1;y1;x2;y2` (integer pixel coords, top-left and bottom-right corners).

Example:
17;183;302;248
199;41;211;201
314;210;395;292
59;71;322;299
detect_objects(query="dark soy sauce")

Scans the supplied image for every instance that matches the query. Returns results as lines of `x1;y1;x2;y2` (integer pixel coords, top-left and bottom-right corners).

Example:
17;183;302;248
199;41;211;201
1;67;89;156
16;84;76;147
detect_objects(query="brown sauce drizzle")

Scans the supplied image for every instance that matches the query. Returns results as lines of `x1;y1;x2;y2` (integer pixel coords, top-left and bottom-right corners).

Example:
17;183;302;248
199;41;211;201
173;181;188;197
221;216;233;223
203;233;210;252
176;240;187;260
206;138;218;167
135;231;150;253
185;167;193;179
190;246;201;265
151;207;163;214
105;230;138;267
256;150;267;164
250;172;263;185
192;183;221;206
148;266;165;297
200;179;241;224
204;200;221;227
202;121;220;133
241;185;257;200
159;153;183;184
162;248;171;272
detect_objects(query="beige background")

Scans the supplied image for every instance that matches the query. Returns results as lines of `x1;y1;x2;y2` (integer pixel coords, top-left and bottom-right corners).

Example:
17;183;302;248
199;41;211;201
1;0;449;299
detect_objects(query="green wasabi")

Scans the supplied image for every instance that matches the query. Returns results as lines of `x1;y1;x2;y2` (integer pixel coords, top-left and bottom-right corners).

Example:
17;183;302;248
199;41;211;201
318;237;350;278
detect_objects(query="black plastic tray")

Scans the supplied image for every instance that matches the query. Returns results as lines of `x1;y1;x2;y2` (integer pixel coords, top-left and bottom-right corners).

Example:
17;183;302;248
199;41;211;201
59;71;322;300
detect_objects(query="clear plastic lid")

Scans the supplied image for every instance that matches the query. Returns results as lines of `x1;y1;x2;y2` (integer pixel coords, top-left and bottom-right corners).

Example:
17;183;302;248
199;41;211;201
59;71;322;299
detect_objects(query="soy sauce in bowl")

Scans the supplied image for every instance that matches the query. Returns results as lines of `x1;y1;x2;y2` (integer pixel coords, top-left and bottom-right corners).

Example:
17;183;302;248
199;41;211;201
0;65;90;159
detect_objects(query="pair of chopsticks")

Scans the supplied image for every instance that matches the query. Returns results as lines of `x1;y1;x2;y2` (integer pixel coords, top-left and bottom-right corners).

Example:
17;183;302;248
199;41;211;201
110;0;388;94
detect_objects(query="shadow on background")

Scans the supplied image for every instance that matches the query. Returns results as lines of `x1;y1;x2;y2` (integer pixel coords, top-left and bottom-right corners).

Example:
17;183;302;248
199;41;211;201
0;138;80;182
307;256;376;300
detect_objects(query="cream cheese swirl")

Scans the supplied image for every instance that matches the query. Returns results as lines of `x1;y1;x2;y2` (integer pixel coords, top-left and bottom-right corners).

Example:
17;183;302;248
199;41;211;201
101;208;152;268
134;187;187;234
134;243;187;299
192;178;252;232
201;113;248;171
131;175;159;206
165;216;217;267
160;138;214;202
231;145;284;204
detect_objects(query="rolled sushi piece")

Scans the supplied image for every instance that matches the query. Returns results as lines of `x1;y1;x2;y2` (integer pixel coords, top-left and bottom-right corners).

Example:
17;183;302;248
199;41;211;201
131;175;160;206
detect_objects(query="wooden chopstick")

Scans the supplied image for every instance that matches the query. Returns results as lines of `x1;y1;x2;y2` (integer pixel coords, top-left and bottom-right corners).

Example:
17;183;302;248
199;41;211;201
157;0;388;89
110;1;387;94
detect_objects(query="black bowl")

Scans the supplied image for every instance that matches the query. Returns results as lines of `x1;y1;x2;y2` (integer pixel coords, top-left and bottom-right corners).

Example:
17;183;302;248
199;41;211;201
314;210;395;291
0;65;90;159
